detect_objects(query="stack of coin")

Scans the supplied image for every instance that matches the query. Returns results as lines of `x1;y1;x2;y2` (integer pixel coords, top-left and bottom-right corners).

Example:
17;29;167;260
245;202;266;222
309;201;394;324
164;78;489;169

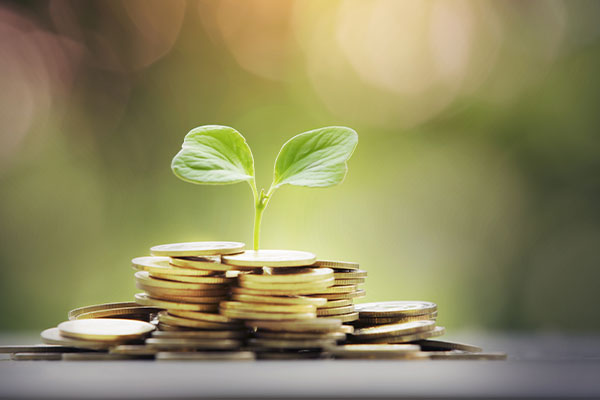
311;260;367;324
68;301;161;322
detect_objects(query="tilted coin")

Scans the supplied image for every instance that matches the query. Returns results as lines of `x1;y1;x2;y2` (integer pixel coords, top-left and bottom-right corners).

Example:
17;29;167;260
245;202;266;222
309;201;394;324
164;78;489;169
170;256;236;271
317;305;355;316
63;353;145;361
135;271;227;291
327;344;424;359
136;283;228;299
131;256;215;276
0;345;83;354
148;272;234;284
254;331;346;341
333;269;367;279
68;302;140;320
313;260;359;270
58;319;155;342
134;293;219;312
146;338;242;350
156;322;196;331
168;310;237;324
109;345;158;356
158;311;240;330
364;326;446;344
318;312;359;323
428;351;507;360
139;291;226;305
150;241;245;257
247;318;342;333
152;330;247;339
11;353;62;361
220;301;316;314
40;328;126;350
222;250;316;268
220;308;315;321
351;320;436;340
415;339;482;353
356;311;438;326
231;293;327;307
248;338;336;349
312;289;366;300
239;277;334;292
240;268;333;284
312;285;357;295
156;351;255;361
231;286;334;296
354;301;437;317
318;299;353;309
74;307;160;320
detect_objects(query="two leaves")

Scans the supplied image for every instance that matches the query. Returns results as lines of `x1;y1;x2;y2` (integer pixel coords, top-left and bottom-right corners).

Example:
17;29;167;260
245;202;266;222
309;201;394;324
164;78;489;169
172;125;358;190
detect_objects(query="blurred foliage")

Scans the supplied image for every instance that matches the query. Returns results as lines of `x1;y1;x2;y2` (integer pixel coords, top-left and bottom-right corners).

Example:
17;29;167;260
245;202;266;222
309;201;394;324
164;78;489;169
0;0;599;331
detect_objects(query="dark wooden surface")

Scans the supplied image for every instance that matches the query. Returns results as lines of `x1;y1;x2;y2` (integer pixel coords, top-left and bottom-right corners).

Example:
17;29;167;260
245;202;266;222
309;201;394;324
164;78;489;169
1;332;599;399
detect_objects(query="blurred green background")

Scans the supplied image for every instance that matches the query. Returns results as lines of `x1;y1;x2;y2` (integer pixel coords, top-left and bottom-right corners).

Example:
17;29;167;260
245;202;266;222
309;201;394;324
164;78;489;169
1;0;599;332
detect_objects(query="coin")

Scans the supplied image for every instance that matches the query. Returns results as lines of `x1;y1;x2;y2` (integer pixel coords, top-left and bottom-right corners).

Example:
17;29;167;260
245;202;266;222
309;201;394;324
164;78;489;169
152;330;247;340
68;302;141;320
247;318;342;333
363;326;446;344
312;285;357;295
168;310;237;324
415;339;482;353
318;299;353;309
351;320;436;340
314;260;359;270
109;345;158;356
312;289;366;300
74;307;160;320
40;328;127;350
134;293;219;312
319;312;359;323
231;286;334;297
231;293;327;307
132;256;216;276
135;283;228;298
135;271;226;291
340;325;354;334
220;308;315;321
354;301;437;317
327;344;423;359
139;291;226;304
239;277;334;292
428;351;507;360
63;353;145;361
334;278;365;285
240;268;333;284
156;351;255;361
149;273;234;284
356;311;438;326
146;338;242;350
255;350;327;360
254;331;346;341
58;319;155;342
150;241;245;257
158;312;240;330
248;338;336;349
220;301;316;314
0;345;82;354
170;257;236;271
11;353;62;361
317;305;355;316
333;270;367;279
222;250;317;268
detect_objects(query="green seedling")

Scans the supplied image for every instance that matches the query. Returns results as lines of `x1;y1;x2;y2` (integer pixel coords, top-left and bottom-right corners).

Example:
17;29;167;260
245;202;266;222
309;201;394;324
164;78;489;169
171;125;358;250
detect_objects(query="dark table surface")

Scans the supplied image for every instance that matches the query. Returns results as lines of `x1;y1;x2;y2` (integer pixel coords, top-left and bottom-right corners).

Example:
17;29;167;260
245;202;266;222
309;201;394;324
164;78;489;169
1;331;599;399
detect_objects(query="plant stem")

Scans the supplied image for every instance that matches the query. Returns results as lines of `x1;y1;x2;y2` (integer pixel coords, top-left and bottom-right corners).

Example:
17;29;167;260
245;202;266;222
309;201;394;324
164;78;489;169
253;200;265;250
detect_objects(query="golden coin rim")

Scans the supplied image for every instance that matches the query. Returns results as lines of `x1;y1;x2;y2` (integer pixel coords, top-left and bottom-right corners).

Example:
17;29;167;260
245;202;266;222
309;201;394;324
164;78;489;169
150;241;245;257
231;293;327;307
222;250;317;267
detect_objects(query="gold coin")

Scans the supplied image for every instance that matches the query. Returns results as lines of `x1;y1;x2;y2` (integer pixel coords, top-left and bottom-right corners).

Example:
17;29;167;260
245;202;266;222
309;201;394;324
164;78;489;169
170;257;236;271
312;284;357;295
11;353;62;361
327;344;424;359
317;305;355;316
357;312;438;326
40;328;122;350
358;326;446;344
0;345;80;354
58;319;155;342
256;351;326;360
239;277;334;291
136;282;228;298
152;330;247;340
428;351;507;360
314;289;366;300
247;318;342;333
340;325;354;334
351;320;436;340
135;271;227;291
220;308;315;321
240;268;333;284
231;285;333;296
74;307;160;320
248;338;336;349
131;256;215;276
68;302;140;320
318;299;353;309
145;337;242;350
168;310;237;324
220;301;316;314
333;269;367;279
222;250;316;268
156;351;255;361
140;291;226;305
354;301;437;317
314;260;359;270
148;272;234;284
231;293;327;307
134;293;219;312
319;311;359;323
150;241;245;257
334;278;365;285
63;353;143;361
109;345;158;356
254;331;346;341
156;322;196;331
415;339;482;353
157;311;239;330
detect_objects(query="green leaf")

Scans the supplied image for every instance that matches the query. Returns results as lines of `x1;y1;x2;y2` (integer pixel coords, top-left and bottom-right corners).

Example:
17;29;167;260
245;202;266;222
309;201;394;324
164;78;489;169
171;125;255;185
272;126;358;189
